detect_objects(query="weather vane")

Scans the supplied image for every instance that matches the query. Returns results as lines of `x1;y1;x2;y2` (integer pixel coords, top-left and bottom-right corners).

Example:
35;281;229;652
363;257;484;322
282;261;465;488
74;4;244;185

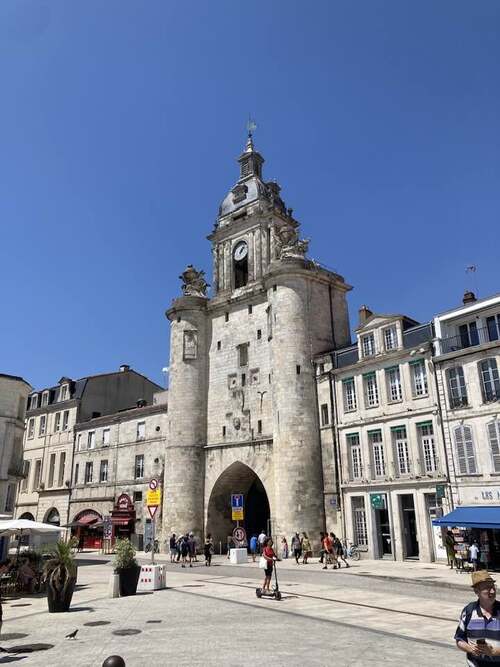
246;116;257;137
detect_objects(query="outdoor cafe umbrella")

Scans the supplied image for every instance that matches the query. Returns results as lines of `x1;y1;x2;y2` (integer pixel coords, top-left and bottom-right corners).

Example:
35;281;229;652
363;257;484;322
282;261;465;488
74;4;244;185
0;519;65;560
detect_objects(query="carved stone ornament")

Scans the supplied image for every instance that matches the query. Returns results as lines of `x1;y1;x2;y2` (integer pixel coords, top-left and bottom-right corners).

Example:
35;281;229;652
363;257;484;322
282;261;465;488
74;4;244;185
183;330;198;360
231;183;248;204
274;223;309;260
180;265;209;297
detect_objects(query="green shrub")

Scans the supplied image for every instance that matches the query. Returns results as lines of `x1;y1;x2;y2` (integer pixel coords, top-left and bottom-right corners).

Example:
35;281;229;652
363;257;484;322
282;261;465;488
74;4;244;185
113;539;138;571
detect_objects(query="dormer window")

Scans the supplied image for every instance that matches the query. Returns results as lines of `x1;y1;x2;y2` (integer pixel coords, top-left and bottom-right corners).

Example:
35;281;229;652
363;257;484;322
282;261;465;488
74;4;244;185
383;326;397;351
30;394;38;410
41;391;49;407
361;333;375;357
59;385;68;402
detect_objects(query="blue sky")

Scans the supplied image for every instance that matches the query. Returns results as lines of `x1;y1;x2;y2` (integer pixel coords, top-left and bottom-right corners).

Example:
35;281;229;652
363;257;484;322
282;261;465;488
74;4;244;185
1;1;499;390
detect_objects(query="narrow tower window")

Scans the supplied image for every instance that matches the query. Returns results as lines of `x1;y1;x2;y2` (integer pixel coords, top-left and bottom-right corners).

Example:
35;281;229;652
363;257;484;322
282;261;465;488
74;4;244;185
233;241;248;288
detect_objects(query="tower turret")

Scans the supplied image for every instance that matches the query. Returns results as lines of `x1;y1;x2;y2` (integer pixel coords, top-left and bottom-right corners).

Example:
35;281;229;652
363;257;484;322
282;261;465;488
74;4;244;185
163;266;209;537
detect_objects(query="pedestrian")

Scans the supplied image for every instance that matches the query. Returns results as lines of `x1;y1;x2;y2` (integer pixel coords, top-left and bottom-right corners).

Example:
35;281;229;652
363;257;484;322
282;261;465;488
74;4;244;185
169;533;177;563
249;534;258;562
180;534;189;568
188;532;196;567
332;533;349;568
262;538;279;594
455;570;500;664
469;541;480;572
322;532;334;569
291;532;302;565
301;532;312;564
281;537;289;559
445;530;456;569
204;533;214;566
318;532;326;563
258;529;267;555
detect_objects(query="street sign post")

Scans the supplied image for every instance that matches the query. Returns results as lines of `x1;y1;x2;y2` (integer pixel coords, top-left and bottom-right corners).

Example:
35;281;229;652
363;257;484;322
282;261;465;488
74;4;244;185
146;479;162;564
231;494;244;522
232;526;247;547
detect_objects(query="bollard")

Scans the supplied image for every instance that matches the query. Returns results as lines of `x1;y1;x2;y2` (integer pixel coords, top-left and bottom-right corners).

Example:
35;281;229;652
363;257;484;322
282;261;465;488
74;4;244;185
102;657;126;667
109;571;120;598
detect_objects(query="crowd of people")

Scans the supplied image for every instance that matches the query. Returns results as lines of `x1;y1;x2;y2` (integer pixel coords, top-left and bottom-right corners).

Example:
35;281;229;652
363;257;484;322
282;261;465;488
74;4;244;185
166;532;214;567
247;530;350;570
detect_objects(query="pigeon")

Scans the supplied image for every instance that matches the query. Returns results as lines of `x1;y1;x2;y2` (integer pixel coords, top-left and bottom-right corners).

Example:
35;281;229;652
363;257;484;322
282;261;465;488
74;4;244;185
65;629;78;639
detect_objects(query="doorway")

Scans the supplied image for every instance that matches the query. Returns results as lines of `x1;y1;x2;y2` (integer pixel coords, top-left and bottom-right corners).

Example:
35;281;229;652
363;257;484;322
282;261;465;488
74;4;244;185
374;505;393;557
401;494;419;559
206;462;270;552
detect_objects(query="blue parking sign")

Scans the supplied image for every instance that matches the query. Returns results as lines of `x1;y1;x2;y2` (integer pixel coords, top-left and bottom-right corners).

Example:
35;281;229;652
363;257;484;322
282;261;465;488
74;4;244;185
231;494;244;509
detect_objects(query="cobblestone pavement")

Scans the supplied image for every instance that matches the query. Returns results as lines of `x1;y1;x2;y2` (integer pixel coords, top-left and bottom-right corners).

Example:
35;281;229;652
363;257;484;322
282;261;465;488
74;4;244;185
1;553;472;666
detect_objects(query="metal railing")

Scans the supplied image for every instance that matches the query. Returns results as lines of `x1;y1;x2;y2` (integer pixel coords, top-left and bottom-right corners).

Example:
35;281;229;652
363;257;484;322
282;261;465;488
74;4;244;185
441;326;497;354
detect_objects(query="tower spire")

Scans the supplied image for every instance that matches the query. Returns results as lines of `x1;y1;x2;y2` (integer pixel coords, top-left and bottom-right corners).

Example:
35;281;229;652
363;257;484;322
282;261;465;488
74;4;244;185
239;118;263;180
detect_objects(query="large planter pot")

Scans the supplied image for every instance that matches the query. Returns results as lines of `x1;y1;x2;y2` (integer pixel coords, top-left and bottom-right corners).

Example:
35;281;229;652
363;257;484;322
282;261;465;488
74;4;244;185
47;576;77;613
117;565;141;597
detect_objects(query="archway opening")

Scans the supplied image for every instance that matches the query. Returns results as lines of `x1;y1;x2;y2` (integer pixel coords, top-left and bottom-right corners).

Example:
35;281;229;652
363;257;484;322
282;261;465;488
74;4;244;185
206;462;270;553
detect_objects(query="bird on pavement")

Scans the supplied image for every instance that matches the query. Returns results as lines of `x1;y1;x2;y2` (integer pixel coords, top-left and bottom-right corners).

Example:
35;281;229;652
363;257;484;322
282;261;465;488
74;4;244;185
65;629;78;639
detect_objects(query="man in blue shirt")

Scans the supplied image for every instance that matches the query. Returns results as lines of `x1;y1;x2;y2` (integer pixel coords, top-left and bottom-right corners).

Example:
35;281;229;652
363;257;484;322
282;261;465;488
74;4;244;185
249;534;258;562
455;571;500;665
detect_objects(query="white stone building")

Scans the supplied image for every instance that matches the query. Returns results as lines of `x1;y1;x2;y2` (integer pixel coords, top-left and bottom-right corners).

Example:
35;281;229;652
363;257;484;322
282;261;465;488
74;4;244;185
315;307;449;562
71;391;167;550
433;292;500;508
15;366;162;531
0;374;31;513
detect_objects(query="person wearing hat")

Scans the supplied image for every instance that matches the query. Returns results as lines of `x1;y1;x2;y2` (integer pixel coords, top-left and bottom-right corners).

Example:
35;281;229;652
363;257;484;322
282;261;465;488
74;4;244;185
455;570;500;665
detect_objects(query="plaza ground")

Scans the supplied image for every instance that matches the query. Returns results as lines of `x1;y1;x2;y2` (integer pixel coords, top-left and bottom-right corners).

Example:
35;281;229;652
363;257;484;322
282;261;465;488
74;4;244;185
1;552;475;666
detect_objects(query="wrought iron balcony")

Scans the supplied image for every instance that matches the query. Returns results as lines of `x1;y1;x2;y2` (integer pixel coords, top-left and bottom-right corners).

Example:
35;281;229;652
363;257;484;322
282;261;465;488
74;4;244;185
441;326;498;354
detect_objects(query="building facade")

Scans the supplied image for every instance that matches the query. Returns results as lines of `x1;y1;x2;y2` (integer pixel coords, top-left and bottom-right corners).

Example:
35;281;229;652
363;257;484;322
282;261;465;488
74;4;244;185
316;308;450;562
433;292;500;508
0;374;31;518
15;366;162;530
71;391;167;549
163;134;352;548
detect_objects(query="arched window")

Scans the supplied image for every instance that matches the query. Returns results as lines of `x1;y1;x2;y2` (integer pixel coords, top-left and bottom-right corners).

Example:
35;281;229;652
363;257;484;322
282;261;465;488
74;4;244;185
45;508;60;526
233;241;248;288
487;421;500;473
454;425;477;475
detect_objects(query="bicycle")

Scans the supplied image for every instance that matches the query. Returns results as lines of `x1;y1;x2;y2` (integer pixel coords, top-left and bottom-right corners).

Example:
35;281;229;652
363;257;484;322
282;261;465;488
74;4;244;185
145;539;160;554
343;540;360;561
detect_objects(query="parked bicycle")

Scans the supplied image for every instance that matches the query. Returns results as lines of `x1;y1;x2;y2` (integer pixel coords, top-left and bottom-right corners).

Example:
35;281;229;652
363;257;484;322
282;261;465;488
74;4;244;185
145;539;160;554
342;539;361;561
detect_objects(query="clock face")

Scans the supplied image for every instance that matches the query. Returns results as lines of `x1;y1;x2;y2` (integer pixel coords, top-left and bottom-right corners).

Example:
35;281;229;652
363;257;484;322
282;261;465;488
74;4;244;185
233;241;248;262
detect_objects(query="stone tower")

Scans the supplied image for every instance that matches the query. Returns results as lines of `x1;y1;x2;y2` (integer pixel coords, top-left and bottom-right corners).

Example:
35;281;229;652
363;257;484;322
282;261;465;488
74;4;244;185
163;133;351;545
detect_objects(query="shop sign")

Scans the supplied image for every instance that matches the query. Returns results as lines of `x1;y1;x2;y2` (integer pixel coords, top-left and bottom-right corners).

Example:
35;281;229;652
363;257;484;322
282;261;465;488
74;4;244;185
481;489;500;501
436;484;446;499
116;493;133;511
103;516;112;539
370;494;385;510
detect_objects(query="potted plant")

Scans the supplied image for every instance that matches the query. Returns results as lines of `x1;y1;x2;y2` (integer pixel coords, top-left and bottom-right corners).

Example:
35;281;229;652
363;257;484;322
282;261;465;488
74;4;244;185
113;538;141;596
43;540;77;612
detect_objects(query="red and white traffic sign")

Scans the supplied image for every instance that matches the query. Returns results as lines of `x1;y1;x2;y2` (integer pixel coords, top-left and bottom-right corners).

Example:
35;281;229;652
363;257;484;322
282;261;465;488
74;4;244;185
149;478;159;491
232;526;247;544
147;505;159;519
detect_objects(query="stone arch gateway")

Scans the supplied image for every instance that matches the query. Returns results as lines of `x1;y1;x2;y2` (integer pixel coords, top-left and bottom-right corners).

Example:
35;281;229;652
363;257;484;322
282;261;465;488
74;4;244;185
206;461;270;551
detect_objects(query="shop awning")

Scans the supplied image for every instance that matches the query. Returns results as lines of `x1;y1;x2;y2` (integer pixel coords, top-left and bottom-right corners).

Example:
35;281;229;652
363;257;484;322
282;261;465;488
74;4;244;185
432;506;500;529
111;517;132;526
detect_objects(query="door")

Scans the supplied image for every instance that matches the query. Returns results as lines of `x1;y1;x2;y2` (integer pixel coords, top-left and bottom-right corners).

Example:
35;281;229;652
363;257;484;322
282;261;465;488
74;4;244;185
375;503;392;557
401;494;419;558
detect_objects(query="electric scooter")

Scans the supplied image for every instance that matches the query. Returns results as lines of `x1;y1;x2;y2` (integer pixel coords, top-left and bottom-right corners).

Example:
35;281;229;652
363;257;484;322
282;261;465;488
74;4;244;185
256;560;282;600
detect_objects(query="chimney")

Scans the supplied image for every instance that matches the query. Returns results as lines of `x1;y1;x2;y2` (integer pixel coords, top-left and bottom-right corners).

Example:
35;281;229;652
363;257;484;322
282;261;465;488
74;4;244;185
358;305;373;325
463;291;477;305
119;364;130;372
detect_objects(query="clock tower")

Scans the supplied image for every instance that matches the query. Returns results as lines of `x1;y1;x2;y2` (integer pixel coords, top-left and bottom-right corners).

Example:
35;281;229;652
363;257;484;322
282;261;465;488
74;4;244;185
164;133;352;548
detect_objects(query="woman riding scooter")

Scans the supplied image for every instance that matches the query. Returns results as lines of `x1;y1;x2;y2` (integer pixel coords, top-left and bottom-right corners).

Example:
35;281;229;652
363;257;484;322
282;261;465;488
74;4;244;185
262;537;279;593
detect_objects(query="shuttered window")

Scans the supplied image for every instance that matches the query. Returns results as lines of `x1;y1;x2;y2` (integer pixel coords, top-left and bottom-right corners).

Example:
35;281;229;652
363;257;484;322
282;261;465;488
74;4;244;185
487;422;500;473
454;425;477;475
347;433;362;480
479;359;500;403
